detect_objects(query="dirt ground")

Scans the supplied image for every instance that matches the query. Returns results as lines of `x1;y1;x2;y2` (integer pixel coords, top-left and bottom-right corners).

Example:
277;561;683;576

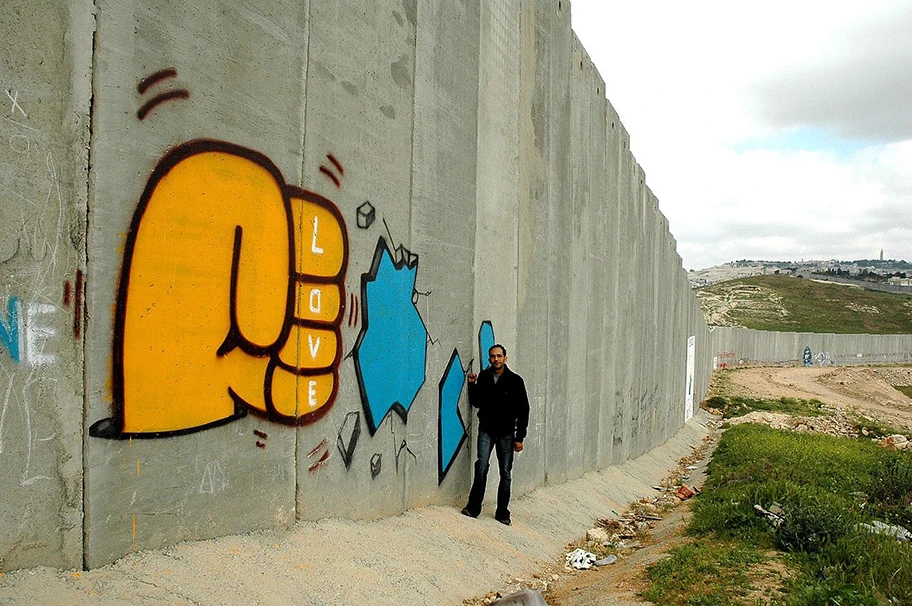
541;503;697;606
540;364;912;606
726;365;912;431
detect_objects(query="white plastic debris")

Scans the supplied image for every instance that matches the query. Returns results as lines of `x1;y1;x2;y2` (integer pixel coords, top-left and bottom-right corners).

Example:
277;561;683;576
565;548;598;570
594;554;618;566
857;520;912;542
754;503;784;528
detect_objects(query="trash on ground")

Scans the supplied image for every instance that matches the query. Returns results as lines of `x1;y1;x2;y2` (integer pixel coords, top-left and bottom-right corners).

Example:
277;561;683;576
754;503;784;528
565;548;598;570
490;588;547;606
878;434;911;451
594;554;618;566
676;484;697;500
857;520;912;542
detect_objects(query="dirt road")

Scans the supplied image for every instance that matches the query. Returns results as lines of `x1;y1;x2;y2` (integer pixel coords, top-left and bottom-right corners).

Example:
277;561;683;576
726;365;912;430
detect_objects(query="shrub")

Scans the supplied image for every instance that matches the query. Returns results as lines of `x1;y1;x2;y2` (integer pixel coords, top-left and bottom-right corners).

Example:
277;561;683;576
866;453;912;527
775;492;854;554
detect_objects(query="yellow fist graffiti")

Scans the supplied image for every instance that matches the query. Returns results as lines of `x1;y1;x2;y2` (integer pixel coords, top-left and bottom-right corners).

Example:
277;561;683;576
90;141;348;438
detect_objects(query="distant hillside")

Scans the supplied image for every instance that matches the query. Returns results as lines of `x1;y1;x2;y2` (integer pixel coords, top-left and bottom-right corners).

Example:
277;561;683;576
696;274;912;334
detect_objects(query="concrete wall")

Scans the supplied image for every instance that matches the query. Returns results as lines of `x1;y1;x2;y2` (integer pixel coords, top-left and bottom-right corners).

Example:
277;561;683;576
710;327;912;368
0;1;93;571
1;0;908;572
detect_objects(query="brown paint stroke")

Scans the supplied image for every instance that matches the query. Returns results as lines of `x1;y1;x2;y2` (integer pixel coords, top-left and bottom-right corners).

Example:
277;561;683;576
319;165;340;188
308;450;330;473
137;90;190;120
137;68;178;94
308;438;328;457
326;154;344;176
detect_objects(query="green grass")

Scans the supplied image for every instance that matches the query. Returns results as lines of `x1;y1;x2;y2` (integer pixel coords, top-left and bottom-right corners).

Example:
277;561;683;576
698;274;912;333
643;540;765;605
706;395;827;420
894;385;912;398
646;424;912;605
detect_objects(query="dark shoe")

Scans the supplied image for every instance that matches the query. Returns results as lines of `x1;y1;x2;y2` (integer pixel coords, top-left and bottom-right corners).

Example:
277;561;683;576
461;507;478;518
495;516;511;526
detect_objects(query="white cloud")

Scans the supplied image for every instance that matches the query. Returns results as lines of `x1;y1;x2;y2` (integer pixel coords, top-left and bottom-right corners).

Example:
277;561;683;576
571;0;912;269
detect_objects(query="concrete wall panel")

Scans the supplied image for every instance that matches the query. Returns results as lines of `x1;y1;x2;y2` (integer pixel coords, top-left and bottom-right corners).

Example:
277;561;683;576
513;0;570;494
295;0;421;521
612;124;635;465
542;1;573;487
586;60;609;471
84;0;311;567
408;0;480;506
473;0;523;505
0;0;92;571
565;34;591;481
599;101;623;468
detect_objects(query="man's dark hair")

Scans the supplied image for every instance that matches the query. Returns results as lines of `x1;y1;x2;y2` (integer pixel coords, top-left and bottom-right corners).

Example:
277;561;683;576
489;344;507;357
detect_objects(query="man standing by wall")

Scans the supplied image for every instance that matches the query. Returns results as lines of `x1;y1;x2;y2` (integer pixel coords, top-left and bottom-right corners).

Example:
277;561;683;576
461;344;530;526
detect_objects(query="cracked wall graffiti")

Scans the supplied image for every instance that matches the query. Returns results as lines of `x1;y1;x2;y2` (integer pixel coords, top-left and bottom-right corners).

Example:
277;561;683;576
478;320;495;371
352;236;428;435
438;348;467;483
90;140;348;438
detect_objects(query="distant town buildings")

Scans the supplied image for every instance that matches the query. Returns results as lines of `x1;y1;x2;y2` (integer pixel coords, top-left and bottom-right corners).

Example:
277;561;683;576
689;258;912;289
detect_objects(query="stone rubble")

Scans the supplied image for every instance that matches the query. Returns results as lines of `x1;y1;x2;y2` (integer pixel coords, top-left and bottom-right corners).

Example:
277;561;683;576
719;409;912;450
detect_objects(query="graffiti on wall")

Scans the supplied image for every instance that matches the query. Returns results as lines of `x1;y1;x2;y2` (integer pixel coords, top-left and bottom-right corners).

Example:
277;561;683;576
0;296;60;367
336;411;361;470
90;140;349;439
352;236;428;435
478;320;495;371
136;68;190;121
438;348;468;483
715;350;737;369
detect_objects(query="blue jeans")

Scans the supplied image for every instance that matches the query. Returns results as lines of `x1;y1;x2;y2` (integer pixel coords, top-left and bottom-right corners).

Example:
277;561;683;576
465;431;514;519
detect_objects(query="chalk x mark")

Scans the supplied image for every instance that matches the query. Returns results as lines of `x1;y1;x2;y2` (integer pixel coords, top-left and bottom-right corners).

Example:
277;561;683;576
5;90;27;118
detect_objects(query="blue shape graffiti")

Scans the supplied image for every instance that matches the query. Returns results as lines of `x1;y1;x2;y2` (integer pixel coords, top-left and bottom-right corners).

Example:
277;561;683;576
0;297;20;363
438;348;468;483
353;237;428;434
478;320;495;370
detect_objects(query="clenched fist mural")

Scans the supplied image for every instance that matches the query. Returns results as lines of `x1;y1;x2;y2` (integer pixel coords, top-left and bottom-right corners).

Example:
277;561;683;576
90;141;348;438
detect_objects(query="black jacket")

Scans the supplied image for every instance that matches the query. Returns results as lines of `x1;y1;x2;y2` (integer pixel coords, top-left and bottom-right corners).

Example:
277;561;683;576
467;365;530;442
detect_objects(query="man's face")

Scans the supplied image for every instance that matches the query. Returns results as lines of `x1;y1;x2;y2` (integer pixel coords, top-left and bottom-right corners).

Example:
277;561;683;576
488;347;506;371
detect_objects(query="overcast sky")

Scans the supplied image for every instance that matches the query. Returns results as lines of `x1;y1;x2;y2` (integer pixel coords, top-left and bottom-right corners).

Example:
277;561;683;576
571;0;912;270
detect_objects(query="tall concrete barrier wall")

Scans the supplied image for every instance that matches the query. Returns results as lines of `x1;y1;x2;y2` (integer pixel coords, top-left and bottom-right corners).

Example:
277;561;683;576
0;0;741;571
710;327;912;368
